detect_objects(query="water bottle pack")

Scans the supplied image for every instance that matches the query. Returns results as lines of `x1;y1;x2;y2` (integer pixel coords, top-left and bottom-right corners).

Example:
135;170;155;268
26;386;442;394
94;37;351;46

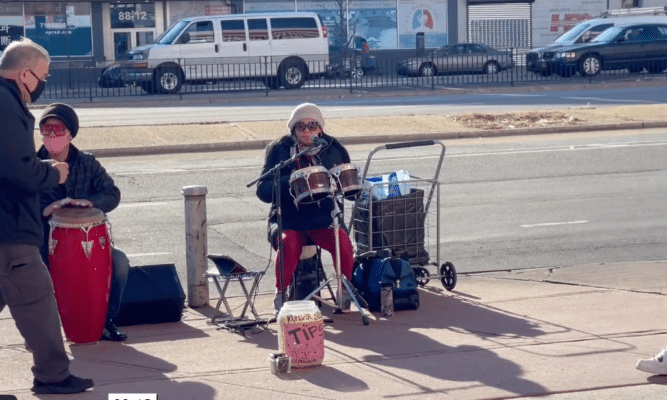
361;170;413;202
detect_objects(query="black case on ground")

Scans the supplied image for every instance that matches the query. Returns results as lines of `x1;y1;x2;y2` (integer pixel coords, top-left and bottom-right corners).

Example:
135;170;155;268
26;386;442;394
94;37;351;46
114;264;186;327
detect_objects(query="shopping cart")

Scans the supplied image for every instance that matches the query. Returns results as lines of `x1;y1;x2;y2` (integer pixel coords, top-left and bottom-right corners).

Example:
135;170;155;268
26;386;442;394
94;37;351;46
348;140;456;290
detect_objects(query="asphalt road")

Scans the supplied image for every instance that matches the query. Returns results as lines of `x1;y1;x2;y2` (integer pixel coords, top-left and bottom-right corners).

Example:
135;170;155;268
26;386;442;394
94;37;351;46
66;84;667;127
101;126;667;296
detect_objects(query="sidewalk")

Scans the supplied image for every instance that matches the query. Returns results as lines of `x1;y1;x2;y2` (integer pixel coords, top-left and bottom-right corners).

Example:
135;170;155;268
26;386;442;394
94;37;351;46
1;262;665;399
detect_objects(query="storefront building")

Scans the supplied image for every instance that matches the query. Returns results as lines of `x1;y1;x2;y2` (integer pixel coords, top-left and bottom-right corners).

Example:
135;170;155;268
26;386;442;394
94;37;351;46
0;1;234;67
0;0;642;68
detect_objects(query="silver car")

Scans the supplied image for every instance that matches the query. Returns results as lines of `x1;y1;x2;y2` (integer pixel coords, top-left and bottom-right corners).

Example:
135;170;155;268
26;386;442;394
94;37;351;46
398;43;515;77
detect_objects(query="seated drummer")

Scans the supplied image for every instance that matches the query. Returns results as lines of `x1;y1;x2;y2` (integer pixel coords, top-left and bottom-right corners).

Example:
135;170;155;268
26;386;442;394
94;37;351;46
37;103;129;342
256;103;355;315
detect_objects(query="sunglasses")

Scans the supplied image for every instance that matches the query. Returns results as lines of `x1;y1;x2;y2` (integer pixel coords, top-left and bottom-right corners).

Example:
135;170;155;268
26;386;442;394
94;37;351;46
41;124;69;137
295;121;320;132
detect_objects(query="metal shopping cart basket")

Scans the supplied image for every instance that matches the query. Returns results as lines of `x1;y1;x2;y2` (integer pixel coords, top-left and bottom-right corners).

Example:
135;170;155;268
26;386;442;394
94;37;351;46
347;140;456;290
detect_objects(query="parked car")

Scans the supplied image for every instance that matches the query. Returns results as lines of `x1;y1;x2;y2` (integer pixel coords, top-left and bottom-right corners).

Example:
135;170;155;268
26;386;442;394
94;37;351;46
527;13;667;76
99;65;132;88
547;23;667;78
100;12;329;93
326;36;377;78
397;43;514;77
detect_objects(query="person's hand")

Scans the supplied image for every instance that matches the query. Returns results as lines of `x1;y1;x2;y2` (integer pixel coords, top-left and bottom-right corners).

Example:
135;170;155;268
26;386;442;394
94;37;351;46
51;162;69;184
43;198;93;217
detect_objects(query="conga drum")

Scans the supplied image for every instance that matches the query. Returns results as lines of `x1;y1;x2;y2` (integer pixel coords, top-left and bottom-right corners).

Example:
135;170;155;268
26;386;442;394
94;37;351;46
48;207;112;344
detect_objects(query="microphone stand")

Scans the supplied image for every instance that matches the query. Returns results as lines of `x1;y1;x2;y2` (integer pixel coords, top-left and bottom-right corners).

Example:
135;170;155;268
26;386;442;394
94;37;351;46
247;143;321;316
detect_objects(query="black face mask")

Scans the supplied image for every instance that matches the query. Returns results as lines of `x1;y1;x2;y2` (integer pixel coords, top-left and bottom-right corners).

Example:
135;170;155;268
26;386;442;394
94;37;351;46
24;69;47;103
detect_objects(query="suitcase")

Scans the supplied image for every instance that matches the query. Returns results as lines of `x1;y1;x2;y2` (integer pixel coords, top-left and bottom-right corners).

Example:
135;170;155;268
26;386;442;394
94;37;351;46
114;264;186;327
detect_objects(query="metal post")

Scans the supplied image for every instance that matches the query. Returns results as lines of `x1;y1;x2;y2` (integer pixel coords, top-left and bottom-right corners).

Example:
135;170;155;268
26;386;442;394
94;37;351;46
183;185;209;308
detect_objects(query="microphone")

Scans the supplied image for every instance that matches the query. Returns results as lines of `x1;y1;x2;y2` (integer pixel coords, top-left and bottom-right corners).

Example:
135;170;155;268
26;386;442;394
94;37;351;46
311;136;328;147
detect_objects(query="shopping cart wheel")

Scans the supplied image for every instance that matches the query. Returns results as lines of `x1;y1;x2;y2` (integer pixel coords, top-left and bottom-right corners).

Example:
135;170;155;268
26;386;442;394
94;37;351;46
362;315;370;326
413;267;430;287
440;262;457;291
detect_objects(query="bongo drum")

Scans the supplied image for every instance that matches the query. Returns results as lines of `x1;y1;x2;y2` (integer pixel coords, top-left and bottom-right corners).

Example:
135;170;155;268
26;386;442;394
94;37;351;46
330;163;362;199
289;166;334;206
48;207;112;344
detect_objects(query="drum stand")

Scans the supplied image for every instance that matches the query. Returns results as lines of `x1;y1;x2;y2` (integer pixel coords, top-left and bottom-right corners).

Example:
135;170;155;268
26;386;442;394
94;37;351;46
305;197;371;326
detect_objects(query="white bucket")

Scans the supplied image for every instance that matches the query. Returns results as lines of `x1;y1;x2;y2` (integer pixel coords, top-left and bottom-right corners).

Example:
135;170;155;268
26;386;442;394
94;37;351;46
277;300;324;368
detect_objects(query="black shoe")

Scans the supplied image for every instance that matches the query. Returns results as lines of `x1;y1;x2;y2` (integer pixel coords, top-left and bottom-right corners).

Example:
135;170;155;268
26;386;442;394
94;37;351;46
31;375;94;394
100;319;127;341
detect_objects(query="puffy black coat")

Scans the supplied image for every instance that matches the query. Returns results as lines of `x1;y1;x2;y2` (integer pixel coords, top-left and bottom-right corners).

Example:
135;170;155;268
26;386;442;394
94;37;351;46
37;144;120;214
37;144;121;258
256;133;350;232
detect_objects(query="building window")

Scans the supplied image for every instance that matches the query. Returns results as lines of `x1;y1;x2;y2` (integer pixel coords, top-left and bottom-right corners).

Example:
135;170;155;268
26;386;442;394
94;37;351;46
24;2;93;57
0;2;23;53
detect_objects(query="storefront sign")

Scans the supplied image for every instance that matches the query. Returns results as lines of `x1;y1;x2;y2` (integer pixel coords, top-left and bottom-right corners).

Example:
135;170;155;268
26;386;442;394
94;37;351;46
110;3;156;29
398;0;447;49
532;0;606;48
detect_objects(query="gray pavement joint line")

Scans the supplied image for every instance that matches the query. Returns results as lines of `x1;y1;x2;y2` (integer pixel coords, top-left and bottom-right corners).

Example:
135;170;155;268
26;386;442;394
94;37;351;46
230;122;260;140
182;375;335;400
480;270;667;296
481;381;667;400
64;356;176;374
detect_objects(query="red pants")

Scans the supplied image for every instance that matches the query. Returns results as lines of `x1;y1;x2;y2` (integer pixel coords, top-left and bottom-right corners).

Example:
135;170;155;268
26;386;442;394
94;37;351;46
274;228;354;290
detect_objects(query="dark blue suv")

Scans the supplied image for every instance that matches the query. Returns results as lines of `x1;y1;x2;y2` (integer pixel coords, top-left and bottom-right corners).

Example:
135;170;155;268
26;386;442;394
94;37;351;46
547;23;667;77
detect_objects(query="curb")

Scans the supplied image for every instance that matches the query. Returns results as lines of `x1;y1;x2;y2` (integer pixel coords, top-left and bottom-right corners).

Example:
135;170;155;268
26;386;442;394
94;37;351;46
88;120;667;158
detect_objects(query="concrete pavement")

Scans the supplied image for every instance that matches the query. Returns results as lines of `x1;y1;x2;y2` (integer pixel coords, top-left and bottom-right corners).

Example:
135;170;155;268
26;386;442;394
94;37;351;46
1;83;665;399
1;262;665;399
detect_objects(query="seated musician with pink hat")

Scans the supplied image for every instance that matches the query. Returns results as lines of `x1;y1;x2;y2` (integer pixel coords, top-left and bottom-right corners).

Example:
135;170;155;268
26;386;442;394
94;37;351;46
37;103;130;342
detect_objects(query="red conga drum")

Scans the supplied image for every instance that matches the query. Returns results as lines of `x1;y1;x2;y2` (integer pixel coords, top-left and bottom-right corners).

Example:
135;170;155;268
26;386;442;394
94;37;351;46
48;207;112;344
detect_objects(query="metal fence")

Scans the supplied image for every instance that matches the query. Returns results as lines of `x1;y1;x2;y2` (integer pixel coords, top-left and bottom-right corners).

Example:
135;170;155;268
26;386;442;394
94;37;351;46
43;50;667;101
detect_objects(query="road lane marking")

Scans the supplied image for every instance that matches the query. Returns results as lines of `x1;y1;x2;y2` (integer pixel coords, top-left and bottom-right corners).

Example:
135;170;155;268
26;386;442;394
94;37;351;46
481;93;546;97
126;252;172;257
521;220;588;228
117;202;168;208
564;96;652;103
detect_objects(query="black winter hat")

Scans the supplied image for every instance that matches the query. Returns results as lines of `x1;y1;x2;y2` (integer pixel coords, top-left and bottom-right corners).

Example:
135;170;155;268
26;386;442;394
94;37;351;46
40;103;79;138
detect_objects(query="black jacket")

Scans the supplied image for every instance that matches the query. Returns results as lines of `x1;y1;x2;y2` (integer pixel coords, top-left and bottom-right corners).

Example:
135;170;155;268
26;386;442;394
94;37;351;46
256;133;350;232
0;76;61;247
37;144;121;214
37;144;121;255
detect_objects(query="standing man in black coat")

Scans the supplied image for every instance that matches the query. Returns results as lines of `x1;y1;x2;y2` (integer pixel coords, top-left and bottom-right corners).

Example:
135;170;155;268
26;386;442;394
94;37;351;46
0;38;94;394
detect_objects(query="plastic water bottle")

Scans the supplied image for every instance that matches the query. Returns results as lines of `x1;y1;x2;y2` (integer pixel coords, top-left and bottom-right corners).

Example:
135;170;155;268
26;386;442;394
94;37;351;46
380;283;394;317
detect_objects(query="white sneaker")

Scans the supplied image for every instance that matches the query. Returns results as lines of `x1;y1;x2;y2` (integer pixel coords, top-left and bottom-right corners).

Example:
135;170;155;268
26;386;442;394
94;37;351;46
636;347;667;375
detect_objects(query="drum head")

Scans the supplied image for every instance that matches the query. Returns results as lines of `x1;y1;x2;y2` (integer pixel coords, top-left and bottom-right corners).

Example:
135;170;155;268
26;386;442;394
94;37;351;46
51;207;105;225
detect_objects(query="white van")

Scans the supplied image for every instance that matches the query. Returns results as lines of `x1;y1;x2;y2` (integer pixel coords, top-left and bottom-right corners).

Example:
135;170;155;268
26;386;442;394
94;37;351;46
111;12;329;93
527;9;667;76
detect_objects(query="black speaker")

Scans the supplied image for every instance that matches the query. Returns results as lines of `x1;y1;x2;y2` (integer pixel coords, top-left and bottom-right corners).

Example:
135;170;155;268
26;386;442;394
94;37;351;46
114;264;186;327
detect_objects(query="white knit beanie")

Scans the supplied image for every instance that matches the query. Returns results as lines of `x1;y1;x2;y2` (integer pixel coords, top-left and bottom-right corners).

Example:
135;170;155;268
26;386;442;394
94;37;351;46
287;103;325;131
